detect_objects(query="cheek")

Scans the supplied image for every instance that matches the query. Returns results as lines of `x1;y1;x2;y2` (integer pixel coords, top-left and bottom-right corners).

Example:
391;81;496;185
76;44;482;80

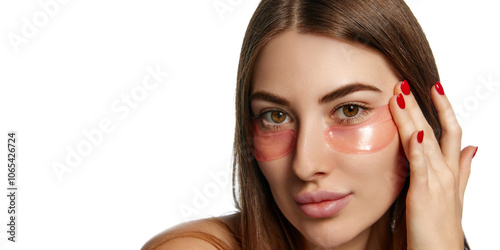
345;135;407;200
322;105;406;189
256;158;293;214
324;106;397;154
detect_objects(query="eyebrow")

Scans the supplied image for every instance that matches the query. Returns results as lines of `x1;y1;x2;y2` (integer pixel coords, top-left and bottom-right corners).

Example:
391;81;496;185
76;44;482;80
319;83;382;104
250;82;382;106
250;91;290;106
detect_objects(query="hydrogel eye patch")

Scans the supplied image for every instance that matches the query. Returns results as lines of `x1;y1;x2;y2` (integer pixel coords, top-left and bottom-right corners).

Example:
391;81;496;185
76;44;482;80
323;105;397;154
252;121;296;162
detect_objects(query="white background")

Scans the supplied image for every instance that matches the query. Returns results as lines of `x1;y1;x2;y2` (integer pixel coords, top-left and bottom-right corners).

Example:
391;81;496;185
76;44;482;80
0;0;499;249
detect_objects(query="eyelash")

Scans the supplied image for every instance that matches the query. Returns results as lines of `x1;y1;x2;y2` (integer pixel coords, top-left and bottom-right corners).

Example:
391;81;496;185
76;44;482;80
331;102;372;125
254;103;372;131
254;108;290;131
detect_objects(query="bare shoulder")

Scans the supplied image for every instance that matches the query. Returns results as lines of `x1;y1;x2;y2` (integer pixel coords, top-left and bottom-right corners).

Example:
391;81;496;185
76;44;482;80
141;213;241;250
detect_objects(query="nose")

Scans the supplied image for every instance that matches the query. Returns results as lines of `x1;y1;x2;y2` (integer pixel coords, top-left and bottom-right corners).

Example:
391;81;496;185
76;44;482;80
292;118;331;181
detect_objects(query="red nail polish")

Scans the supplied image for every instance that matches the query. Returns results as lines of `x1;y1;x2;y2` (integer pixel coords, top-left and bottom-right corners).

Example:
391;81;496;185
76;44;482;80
473;147;478;158
417;130;424;143
435;81;445;95
397;93;405;109
401;80;411;95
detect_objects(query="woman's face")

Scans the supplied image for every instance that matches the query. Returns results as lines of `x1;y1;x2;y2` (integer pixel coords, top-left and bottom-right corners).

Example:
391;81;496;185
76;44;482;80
250;31;407;248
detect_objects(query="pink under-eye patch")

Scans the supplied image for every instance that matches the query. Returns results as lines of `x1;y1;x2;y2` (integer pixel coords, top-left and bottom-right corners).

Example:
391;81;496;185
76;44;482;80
323;105;397;154
252;120;296;162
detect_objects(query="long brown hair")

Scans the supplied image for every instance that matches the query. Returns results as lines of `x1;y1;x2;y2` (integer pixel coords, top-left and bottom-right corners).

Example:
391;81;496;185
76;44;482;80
233;0;469;249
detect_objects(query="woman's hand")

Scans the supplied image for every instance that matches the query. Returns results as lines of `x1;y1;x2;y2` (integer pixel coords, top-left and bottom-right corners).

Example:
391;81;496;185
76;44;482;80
389;80;476;249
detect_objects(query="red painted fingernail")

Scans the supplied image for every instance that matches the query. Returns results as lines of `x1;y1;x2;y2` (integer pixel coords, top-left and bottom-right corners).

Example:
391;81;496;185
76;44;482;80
473;146;478;158
401;80;411;95
396;93;405;109
417;130;424;143
435;81;445;95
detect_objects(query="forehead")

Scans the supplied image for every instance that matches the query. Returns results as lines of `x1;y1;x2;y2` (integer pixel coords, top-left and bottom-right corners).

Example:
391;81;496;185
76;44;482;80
251;31;399;98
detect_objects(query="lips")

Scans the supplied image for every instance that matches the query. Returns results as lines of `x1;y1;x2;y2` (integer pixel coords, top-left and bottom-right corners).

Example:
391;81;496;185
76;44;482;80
295;190;352;218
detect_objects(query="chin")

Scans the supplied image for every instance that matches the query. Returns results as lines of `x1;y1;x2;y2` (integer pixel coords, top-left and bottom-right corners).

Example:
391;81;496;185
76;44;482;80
295;217;366;249
304;231;357;249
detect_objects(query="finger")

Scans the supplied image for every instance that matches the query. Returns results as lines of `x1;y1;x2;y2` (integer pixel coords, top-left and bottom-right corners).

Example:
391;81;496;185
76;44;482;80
408;129;428;188
389;91;416;157
399;80;438;145
458;146;477;204
431;81;462;170
392;81;444;171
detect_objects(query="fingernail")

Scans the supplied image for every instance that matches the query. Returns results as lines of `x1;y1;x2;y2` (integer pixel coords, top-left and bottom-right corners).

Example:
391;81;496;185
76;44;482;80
473;146;478;158
417;130;424;143
401;80;411;95
397;93;405;109
435;81;445;95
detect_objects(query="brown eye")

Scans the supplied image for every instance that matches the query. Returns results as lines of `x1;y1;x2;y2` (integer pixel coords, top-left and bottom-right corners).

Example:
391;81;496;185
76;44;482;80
343;105;359;117
261;110;291;128
271;111;286;123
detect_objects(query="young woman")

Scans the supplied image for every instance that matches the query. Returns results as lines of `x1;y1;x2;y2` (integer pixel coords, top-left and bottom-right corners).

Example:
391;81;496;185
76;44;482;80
143;0;475;249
